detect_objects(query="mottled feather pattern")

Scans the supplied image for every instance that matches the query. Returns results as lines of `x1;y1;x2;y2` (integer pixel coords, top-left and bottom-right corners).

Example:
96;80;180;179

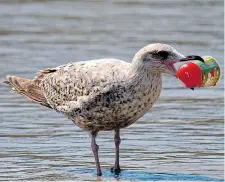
38;59;162;131
4;43;186;132
4;76;51;108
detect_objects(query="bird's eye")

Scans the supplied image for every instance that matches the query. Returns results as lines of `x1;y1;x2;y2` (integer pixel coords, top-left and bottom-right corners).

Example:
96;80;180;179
152;51;169;60
157;51;168;59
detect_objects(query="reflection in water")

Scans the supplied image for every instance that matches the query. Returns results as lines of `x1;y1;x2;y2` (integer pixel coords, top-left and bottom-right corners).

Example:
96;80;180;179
0;0;223;181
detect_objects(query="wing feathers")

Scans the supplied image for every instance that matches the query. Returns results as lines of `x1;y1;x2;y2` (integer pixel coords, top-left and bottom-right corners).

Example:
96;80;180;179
4;76;52;108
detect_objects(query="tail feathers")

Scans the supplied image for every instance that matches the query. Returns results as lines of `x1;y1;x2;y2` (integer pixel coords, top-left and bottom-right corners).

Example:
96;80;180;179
4;76;52;109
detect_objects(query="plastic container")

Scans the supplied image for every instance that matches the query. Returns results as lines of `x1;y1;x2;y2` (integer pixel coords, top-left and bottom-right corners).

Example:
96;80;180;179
176;56;220;88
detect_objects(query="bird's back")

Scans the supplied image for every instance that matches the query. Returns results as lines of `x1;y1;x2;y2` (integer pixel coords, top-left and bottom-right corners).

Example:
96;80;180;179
39;58;131;108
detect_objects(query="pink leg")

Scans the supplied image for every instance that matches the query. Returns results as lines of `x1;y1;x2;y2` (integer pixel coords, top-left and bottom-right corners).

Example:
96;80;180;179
111;129;121;174
91;132;102;176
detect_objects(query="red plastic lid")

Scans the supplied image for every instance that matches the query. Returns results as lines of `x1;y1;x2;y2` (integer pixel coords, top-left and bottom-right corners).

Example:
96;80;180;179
176;62;202;88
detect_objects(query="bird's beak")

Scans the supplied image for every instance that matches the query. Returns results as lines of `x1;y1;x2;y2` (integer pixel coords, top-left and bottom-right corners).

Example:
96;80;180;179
179;55;205;63
164;55;204;76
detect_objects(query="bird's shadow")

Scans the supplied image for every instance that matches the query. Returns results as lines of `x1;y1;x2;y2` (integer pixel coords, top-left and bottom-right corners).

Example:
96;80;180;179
61;168;223;181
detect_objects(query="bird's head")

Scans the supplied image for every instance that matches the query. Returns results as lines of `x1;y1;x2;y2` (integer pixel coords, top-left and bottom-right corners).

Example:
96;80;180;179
132;43;204;76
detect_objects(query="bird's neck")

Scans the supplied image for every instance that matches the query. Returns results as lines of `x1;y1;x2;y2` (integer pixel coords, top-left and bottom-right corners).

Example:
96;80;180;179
127;62;162;114
131;53;144;72
128;60;162;92
131;57;161;79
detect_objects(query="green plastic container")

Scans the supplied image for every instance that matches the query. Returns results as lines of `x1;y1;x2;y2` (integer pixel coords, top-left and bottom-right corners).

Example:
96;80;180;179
199;56;220;87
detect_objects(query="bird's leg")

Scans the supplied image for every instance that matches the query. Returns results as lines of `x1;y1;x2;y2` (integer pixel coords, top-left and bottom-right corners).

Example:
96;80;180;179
111;129;121;174
91;131;102;176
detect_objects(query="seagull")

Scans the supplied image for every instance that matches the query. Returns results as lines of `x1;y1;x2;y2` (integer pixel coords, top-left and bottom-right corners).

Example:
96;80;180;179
3;43;202;176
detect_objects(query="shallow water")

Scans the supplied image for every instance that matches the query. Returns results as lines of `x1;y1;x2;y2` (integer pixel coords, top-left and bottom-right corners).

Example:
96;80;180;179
0;0;224;181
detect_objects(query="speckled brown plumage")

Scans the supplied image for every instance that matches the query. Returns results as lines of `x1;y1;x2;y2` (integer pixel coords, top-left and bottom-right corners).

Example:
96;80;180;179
4;43;187;176
37;59;162;132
